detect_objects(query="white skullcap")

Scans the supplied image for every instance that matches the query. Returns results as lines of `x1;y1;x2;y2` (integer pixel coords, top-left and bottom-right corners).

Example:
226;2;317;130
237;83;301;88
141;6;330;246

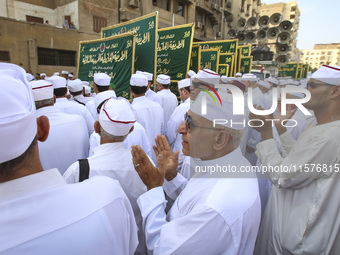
26;73;34;82
236;72;242;77
94;73;111;86
30;80;54;101
311;65;340;86
136;71;152;81
130;73;148;87
67;79;83;92
191;88;245;130
257;80;271;89
47;76;66;89
0;63;37;163
94;90;117;109
40;73;46;77
241;73;258;82
61;70;68;75
266;77;278;85
178;78;190;89
187;70;196;77
284;85;305;98
195;69;221;85
157;74;171;85
137;71;153;81
68;73;74;78
82;81;89;86
220;76;236;84
99;97;137;136
84;85;91;94
53;72;59;76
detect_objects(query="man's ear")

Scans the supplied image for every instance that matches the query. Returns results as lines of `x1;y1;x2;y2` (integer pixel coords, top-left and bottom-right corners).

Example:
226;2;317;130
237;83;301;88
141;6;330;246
330;86;340;99
213;130;231;151
36;116;50;142
94;121;101;134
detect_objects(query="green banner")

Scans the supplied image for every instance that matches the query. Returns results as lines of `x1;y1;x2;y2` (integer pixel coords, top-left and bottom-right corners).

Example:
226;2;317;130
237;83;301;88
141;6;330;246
302;64;309;79
78;32;136;99
193;39;238;54
218;64;230;76
278;63;299;79
157;23;194;81
200;49;219;72
235;46;251;75
239;56;252;74
102;12;158;80
190;46;200;73
219;53;234;77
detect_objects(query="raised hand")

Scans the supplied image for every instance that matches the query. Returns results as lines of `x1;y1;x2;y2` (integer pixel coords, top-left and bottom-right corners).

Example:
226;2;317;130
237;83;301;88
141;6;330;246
131;145;165;190
153;135;179;181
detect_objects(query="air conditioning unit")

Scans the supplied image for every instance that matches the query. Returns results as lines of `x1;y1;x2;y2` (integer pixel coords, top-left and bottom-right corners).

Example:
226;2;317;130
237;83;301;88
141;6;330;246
216;31;221;37
128;0;139;8
196;22;203;29
218;6;223;12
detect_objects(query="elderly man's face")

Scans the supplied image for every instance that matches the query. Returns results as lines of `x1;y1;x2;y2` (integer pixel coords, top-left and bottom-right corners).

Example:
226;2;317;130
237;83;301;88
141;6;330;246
178;110;222;160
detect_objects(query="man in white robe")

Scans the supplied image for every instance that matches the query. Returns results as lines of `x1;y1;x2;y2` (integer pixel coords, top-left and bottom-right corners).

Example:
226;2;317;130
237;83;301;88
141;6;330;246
30;80;89;175
156;74;178;130
64;97;147;254
131;69;261;254
131;73;164;164
252;65;340;254
0;63;138;255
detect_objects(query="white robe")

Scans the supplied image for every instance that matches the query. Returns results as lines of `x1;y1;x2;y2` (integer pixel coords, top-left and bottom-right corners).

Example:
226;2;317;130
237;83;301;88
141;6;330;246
138;148;261;254
157;89;178;130
0;169;138;255
55;97;95;136
145;88;163;106
132;96;164;164
254;120;340;254
64;142;147;254
165;97;190;153
36;106;89;175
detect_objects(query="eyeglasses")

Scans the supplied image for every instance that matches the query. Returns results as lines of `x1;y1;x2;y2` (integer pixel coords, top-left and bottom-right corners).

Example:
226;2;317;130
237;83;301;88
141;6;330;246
184;112;222;133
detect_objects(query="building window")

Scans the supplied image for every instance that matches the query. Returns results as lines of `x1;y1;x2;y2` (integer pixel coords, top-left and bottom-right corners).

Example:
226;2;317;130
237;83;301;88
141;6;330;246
291;6;296;12
174;0;185;16
153;0;170;11
38;48;76;66
93;16;107;33
0;51;10;62
26;15;43;24
290;14;295;19
196;11;203;23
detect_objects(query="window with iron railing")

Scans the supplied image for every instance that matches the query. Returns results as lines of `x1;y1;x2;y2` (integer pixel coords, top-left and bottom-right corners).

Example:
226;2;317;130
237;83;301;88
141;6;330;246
93;16;107;33
38;48;76;66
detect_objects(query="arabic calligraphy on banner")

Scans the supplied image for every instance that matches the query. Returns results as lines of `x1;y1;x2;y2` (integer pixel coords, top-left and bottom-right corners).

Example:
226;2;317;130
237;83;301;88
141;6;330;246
157;23;194;81
78;32;136;99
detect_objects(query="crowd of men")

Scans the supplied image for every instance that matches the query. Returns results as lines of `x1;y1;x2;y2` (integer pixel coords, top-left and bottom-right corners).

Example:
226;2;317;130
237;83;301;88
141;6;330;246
0;62;340;255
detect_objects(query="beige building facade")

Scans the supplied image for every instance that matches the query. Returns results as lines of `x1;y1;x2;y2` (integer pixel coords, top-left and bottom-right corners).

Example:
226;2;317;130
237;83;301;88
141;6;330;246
302;44;340;70
0;0;263;74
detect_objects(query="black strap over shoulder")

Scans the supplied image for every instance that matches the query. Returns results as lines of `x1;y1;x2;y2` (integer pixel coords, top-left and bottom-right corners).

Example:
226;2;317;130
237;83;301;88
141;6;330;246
78;159;90;182
74;98;86;106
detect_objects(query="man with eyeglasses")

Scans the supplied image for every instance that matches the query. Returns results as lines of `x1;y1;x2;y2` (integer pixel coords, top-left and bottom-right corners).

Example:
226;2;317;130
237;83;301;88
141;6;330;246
252;65;340;254
131;69;261;254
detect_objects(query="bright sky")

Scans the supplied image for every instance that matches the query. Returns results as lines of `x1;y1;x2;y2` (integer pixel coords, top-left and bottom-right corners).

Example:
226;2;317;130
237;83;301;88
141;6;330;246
262;0;340;50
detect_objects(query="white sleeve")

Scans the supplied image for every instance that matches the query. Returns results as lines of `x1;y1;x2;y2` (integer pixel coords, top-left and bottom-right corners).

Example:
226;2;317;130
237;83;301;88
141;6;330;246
256;134;339;189
137;187;234;255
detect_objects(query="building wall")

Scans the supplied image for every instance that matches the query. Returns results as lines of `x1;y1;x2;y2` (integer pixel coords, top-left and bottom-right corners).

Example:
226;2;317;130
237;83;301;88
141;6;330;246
0;17;99;75
302;47;340;70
